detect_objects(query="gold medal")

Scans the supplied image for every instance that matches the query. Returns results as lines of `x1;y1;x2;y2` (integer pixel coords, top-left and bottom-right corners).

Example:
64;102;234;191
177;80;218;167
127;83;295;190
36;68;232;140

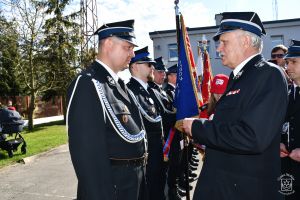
107;76;116;86
122;115;128;123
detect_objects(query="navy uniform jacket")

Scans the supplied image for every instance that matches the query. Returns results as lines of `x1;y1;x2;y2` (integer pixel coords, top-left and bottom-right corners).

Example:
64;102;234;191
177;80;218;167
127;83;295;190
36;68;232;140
127;78;166;199
164;83;175;102
127;78;164;145
148;82;176;138
281;85;300;186
191;55;288;200
67;61;145;200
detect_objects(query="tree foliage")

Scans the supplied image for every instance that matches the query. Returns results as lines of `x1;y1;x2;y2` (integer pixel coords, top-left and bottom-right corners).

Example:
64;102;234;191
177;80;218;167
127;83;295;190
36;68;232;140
41;0;81;121
0;0;83;129
8;0;51;130
0;13;22;97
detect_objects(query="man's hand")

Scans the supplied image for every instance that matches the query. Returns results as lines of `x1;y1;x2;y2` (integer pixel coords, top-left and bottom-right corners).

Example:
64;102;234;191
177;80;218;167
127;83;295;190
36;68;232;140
182;118;195;137
289;148;300;162
280;143;289;158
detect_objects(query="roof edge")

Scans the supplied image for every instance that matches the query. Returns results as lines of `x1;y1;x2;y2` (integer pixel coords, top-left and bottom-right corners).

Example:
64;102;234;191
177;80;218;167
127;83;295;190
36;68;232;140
149;18;300;36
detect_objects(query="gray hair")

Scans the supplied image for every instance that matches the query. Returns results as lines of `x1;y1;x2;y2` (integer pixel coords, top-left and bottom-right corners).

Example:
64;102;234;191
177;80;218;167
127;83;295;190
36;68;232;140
243;31;263;53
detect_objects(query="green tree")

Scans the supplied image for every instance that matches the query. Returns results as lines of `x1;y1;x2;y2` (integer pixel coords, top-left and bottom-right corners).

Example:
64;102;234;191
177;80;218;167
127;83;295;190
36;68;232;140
0;13;22;99
9;0;52;130
41;0;81;121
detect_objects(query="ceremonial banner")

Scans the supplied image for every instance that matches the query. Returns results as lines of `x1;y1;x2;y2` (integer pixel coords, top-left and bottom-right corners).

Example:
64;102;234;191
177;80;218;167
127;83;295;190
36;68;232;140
199;50;213;118
174;14;200;130
195;45;204;105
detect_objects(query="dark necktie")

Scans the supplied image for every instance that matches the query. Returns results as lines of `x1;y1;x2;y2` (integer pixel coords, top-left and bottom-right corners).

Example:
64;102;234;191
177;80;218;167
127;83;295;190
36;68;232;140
147;86;154;96
118;78;126;93
295;86;299;101
226;72;234;90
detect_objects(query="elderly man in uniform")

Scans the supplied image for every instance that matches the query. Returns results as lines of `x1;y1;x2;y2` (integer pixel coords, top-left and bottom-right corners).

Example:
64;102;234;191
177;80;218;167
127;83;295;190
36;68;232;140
182;12;288;200
67;20;147;200
127;46;167;200
280;39;300;199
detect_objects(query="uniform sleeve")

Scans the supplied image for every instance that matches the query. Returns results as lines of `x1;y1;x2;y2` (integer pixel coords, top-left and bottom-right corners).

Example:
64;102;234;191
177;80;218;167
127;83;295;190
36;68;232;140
67;76;114;199
191;68;288;154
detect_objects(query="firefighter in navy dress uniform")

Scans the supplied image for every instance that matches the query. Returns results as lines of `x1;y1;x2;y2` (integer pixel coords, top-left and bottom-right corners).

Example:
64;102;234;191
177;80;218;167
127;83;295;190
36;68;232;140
182;12;288;200
148;57;176;139
127;46;167;200
163;64;184;199
280;39;300;200
66;20;147;200
164;64;177;102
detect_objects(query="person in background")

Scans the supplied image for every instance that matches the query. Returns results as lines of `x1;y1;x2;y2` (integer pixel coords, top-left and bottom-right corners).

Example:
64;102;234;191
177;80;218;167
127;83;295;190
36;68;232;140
67;19;147;200
182;12;288;200
148;57;176;140
127;46;166;200
164;64;177;101
150;57;166;92
206;74;229;119
271;44;288;68
163;64;183;200
280;39;300;200
7;100;16;111
197;74;229;160
149;58;182;199
270;44;291;84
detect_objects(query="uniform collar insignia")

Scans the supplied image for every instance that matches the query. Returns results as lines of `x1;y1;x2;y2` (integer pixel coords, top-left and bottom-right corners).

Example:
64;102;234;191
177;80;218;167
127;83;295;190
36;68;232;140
234;70;243;80
107;76;116;86
254;60;265;68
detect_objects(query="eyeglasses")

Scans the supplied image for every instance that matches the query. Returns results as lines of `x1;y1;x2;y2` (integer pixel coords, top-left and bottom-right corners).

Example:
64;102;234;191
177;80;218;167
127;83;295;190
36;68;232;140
271;54;285;59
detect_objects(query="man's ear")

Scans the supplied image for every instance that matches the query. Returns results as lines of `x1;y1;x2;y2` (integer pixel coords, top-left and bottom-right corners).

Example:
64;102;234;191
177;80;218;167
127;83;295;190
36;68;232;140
243;34;251;48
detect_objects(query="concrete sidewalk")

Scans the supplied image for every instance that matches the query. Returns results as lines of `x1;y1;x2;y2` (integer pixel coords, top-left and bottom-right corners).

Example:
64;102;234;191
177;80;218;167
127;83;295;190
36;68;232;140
0;144;203;200
0;113;202;200
23;115;64;126
0;144;77;200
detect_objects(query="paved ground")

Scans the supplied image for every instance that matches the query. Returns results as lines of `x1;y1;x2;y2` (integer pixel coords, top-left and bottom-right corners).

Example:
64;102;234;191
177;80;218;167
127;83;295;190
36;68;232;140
1;115;203;199
0;143;202;200
23;115;64;127
0;144;77;200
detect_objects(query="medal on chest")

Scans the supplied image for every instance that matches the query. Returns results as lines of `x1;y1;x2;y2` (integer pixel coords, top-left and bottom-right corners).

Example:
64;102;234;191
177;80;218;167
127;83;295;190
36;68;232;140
121;106;129;123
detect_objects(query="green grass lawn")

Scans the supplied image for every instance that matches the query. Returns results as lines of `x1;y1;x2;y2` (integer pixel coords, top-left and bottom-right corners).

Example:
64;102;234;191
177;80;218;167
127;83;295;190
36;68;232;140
0;121;67;168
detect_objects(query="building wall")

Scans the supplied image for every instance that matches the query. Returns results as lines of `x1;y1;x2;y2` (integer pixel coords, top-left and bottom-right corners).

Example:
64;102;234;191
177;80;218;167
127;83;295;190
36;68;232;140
150;18;300;76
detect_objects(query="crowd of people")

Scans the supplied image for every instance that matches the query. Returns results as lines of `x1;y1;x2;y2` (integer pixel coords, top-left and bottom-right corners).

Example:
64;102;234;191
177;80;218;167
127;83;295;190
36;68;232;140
66;11;300;200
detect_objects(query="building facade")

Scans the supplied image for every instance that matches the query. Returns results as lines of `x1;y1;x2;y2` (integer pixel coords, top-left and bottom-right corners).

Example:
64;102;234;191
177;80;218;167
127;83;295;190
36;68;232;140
149;17;300;75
